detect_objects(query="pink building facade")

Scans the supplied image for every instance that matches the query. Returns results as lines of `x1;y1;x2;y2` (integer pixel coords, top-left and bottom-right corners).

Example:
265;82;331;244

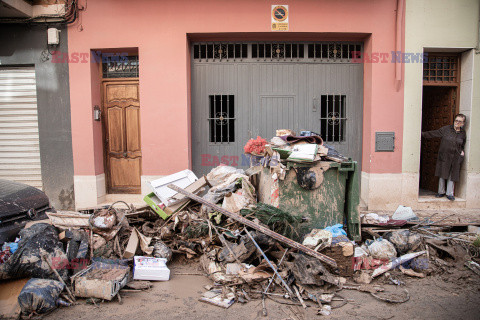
68;0;406;209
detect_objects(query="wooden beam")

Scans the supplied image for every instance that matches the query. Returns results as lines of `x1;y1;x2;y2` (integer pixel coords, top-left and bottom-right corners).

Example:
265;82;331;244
168;184;337;269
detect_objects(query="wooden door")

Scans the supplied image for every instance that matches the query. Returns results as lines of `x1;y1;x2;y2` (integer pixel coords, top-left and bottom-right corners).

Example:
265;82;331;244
103;81;141;193
419;86;457;192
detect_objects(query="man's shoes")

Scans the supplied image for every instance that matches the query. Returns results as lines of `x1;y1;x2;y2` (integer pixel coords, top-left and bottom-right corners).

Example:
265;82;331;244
435;193;445;198
446;195;455;201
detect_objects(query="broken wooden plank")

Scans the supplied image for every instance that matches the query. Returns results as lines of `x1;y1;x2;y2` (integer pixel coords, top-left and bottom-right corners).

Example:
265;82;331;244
168;184;337;268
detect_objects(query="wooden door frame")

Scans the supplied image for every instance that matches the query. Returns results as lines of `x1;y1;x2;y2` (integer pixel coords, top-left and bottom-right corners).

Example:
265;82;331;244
419;52;461;195
101;79;141;194
419;85;458;193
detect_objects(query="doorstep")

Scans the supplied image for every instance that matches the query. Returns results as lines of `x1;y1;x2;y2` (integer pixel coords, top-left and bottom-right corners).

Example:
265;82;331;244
416;195;466;210
76;194;146;211
101;194;146;208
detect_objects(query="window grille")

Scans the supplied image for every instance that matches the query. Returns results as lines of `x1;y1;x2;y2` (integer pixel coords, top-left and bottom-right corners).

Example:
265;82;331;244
423;55;458;84
308;43;361;60
193;43;247;61
251;43;304;60
208;95;235;143
192;42;362;63
320;95;346;142
102;55;139;78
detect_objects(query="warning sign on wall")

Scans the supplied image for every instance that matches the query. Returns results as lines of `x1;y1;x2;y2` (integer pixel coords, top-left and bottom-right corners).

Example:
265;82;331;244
271;5;289;31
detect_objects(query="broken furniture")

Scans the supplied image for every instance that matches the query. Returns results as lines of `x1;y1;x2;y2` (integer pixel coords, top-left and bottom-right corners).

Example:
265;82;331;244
72;264;129;301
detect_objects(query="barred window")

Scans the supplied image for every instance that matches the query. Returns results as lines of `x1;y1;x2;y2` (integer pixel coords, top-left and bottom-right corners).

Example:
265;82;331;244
194;44;247;60
251;43;304;59
102;55;139;78
308;43;361;60
209;95;235;143
423;55;458;84
320;95;346;142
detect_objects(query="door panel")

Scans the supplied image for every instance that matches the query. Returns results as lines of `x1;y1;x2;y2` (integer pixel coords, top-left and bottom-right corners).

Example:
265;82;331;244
103;81;141;193
109;157;141;188
107;107;124;153
420;86;456;192
257;96;296;139
309;64;363;163
126;106;141;153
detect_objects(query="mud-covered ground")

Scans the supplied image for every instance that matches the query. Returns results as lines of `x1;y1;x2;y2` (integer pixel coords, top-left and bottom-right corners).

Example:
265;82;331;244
43;256;480;320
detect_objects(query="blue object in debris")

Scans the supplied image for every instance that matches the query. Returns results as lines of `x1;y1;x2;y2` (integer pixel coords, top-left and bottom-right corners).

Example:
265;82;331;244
324;224;347;238
2;242;18;254
9;242;18;254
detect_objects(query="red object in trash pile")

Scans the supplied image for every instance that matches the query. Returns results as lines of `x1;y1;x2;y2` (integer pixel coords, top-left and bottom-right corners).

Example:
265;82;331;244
244;136;267;156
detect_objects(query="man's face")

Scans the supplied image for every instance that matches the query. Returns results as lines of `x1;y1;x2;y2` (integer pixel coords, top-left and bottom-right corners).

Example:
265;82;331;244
454;117;465;130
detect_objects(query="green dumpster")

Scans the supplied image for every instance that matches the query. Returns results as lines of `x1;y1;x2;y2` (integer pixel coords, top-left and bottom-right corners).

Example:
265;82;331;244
257;160;360;241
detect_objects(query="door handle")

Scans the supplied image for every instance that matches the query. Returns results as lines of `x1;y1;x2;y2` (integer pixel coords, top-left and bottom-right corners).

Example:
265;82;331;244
313;97;319;112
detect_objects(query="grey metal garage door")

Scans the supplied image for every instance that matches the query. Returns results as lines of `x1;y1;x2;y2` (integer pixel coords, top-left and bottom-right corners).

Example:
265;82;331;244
191;42;363;176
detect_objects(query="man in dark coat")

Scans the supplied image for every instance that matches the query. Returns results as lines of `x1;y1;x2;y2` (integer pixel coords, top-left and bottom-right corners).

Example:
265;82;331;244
421;114;467;201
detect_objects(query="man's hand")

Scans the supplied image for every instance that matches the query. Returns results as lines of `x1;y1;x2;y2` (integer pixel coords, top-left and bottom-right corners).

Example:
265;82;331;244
461;151;465;156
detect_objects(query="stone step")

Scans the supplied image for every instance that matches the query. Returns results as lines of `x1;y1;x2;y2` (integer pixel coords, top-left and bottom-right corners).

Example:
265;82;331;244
416;196;466;210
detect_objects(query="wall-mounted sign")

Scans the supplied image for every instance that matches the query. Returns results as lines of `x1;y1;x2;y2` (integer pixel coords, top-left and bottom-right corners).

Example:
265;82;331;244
271;5;289;31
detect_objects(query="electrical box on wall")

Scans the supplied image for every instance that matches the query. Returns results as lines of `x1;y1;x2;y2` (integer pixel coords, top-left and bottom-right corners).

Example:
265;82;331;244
47;28;60;45
375;132;395;152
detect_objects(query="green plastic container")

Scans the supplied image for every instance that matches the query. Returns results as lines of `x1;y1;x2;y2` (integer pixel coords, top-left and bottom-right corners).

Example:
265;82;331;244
257;160;360;241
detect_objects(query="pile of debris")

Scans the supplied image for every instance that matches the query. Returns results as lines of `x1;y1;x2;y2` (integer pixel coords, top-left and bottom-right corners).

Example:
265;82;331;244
1;129;479;318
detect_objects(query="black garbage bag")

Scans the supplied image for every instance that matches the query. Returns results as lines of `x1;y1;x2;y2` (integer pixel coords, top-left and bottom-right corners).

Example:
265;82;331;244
0;223;69;281
18;278;64;315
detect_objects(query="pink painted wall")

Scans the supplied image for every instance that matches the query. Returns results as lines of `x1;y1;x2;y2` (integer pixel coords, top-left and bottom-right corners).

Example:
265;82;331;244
68;0;404;177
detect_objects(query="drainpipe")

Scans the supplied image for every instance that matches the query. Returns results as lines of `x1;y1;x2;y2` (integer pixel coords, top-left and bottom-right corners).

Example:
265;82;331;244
395;0;405;84
476;2;480;53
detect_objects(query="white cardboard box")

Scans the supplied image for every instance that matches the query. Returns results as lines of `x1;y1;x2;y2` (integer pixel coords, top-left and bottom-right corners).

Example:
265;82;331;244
133;256;170;281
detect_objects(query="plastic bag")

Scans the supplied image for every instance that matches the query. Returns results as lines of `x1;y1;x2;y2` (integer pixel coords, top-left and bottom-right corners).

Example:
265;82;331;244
2;242;19;254
323;224;347;238
206;166;245;186
18;278;64;315
302;229;332;249
392;205;418;221
152;241;173;262
222;178;256;213
367;238;397;260
384;230;422;255
203;174;255;214
0;223;68;281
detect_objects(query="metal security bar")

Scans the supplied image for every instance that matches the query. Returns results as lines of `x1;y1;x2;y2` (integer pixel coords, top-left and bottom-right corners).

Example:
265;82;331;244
192;42;362;63
308;43;362;61
251;43;304;60
208;95;235;143
320;95;346;142
193;43;248;62
102;55;139;78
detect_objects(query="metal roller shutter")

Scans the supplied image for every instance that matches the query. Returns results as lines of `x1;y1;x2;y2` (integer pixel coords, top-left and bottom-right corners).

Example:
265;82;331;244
0;66;43;189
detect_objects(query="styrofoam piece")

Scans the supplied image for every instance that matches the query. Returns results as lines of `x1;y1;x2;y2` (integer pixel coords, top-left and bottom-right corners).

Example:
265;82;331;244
133;256;170;281
148;169;198;206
